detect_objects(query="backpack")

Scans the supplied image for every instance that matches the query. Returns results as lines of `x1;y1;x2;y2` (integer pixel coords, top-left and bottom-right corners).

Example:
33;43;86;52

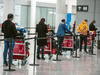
52;39;58;49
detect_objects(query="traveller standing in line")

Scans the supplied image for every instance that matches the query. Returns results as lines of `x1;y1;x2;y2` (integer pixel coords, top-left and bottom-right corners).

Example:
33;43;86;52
36;18;48;60
77;19;89;54
89;20;98;37
56;19;72;55
2;13;19;66
89;20;98;47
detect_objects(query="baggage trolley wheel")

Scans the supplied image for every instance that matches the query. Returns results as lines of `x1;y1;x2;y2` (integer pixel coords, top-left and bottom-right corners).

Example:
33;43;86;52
88;49;92;54
71;51;74;55
21;60;27;65
49;56;52;60
48;53;52;60
21;61;24;65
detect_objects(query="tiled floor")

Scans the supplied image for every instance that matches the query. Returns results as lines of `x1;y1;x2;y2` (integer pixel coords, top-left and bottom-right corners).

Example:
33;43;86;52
0;36;100;75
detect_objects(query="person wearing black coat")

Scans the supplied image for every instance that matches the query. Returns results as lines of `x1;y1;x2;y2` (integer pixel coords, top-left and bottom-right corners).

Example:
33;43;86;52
36;18;48;60
2;13;20;66
89;20;98;48
89;20;97;31
89;20;98;37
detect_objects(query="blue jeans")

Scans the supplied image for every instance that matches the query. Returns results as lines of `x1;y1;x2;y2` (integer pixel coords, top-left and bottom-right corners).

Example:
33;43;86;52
57;37;64;54
3;38;15;64
37;46;44;55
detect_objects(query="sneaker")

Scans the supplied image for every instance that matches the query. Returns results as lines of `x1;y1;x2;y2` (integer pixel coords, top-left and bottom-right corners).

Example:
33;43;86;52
3;63;8;66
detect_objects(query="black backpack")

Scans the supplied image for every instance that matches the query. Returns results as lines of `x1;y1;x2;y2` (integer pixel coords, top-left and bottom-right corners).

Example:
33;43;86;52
52;39;58;49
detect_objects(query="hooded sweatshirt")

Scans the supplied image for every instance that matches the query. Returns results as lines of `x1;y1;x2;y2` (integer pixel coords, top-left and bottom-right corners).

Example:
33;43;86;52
77;21;88;35
2;20;18;39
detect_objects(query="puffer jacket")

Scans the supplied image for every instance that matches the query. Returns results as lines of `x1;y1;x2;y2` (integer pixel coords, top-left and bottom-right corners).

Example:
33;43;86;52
77;21;88;35
56;22;72;36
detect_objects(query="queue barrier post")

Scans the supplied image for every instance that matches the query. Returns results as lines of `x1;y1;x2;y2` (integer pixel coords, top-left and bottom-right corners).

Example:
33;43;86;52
97;32;100;49
72;35;80;58
98;32;99;41
29;36;39;66
89;34;96;55
4;38;16;71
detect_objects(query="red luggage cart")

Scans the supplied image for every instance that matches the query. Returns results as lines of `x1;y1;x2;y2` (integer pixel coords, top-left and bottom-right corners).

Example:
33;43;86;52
62;36;74;55
40;35;57;59
12;40;30;65
62;36;73;48
82;31;95;46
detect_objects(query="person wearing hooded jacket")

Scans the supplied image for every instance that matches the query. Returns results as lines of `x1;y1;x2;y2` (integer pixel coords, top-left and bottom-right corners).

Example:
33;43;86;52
56;19;72;55
77;19;89;54
2;13;20;66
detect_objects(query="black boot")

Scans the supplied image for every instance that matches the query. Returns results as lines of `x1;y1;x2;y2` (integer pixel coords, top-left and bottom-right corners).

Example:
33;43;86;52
37;54;40;59
42;54;45;60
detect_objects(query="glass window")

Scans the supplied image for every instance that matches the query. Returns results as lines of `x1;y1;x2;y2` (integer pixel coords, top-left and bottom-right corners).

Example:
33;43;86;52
47;8;53;27
27;6;31;27
15;5;21;25
0;3;3;23
20;5;28;27
35;7;56;29
40;7;47;24
36;7;40;25
52;8;56;29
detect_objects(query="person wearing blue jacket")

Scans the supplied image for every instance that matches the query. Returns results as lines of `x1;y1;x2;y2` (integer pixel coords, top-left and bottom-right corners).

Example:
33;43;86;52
65;24;71;33
56;19;72;55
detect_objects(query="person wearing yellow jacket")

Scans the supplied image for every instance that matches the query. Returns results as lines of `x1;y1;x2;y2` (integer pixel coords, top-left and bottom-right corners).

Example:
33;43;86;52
77;19;88;54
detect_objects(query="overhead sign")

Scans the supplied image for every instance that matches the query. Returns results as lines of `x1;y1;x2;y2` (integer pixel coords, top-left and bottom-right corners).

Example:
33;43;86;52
77;5;88;12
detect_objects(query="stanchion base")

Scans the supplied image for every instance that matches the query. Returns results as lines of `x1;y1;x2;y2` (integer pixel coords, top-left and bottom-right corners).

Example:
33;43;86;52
4;69;15;71
89;54;96;55
53;59;61;61
29;64;39;66
72;56;80;58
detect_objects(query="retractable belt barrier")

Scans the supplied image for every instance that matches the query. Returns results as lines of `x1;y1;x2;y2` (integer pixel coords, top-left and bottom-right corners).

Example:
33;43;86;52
0;32;100;71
